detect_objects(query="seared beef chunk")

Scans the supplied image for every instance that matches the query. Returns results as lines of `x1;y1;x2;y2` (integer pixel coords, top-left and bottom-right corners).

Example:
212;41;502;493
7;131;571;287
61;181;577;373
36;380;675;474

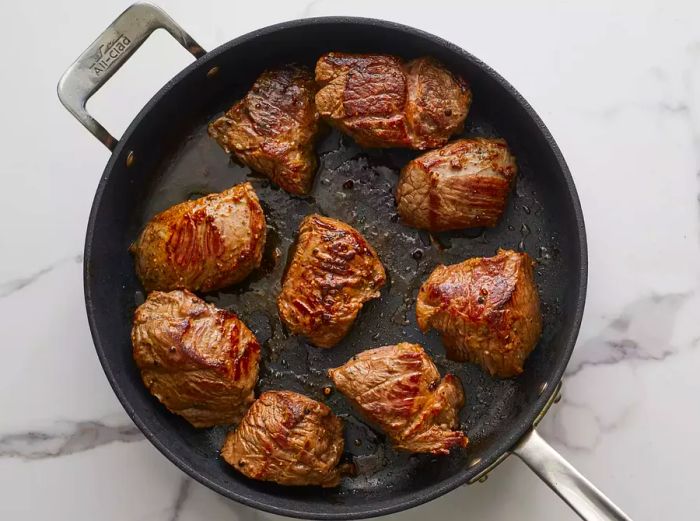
396;138;517;231
417;249;542;377
277;214;386;348
131;182;266;293
315;53;470;149
209;65;320;195
131;290;260;427
221;391;347;487
329;343;467;454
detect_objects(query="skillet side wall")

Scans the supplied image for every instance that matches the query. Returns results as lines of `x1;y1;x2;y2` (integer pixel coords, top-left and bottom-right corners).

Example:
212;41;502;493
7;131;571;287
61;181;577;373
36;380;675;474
84;19;586;520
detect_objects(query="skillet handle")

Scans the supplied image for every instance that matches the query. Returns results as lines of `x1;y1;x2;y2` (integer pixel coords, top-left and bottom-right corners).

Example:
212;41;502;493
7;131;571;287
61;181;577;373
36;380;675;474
57;2;206;151
513;429;632;521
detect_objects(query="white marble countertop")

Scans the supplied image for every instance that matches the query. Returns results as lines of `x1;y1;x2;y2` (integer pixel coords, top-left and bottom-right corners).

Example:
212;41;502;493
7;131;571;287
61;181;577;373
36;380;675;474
2;1;699;520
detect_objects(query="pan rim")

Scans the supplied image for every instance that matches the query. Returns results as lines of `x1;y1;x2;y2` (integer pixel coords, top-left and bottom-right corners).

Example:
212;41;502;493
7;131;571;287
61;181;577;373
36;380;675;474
83;15;587;520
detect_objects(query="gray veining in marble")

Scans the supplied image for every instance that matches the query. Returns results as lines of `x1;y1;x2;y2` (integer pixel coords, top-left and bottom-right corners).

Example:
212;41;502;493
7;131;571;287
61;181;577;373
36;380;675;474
544;394;635;454
565;292;691;378
169;478;192;521
0;254;82;298
0;420;142;460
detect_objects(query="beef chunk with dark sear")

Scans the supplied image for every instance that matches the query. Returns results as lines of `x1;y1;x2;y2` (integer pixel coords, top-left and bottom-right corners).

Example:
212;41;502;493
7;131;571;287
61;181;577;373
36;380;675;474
131;182;266;293
315;53;471;150
397;138;517;231
329;343;468;454
221;391;348;487
209;65;320;195
277;214;386;348
417;249;542;377
131;290;261;427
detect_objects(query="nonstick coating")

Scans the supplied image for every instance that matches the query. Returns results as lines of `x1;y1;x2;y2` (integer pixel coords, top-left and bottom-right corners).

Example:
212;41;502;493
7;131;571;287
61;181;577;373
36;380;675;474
84;17;586;520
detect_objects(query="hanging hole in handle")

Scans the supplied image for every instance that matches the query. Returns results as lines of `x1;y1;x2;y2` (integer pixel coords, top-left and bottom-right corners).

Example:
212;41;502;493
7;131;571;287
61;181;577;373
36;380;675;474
85;29;194;141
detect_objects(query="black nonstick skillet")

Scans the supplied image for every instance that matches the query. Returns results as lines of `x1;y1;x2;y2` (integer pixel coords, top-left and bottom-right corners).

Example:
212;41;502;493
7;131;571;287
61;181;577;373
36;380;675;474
59;4;631;520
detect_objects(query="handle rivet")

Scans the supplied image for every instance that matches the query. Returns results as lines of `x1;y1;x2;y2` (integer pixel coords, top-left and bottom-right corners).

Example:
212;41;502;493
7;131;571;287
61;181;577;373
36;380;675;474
478;475;488;483
126;151;135;167
207;66;220;79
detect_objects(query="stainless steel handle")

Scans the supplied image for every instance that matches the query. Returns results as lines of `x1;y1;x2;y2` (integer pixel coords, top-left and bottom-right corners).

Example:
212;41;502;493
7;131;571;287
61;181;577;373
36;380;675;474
513;429;632;521
57;2;205;150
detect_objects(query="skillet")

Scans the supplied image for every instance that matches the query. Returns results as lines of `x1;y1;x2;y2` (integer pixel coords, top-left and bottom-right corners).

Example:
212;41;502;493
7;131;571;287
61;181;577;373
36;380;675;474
58;4;631;520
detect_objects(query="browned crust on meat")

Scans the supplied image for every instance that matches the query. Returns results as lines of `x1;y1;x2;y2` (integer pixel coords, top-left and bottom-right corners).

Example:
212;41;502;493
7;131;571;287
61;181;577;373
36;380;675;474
328;343;468;455
396;138;517;231
221;391;347;487
416;249;542;377
277;214;386;348
208;65;320;195
131;182;266;293
315;53;471;150
131;290;261;427
404;58;471;149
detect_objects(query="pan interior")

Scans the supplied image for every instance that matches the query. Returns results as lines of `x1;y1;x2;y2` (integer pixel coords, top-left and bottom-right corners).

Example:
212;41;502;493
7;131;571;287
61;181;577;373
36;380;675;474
85;19;585;519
